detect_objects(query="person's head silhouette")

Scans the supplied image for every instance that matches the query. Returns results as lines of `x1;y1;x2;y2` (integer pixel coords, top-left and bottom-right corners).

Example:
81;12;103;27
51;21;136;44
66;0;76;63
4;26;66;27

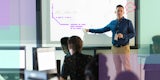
99;53;109;80
60;37;69;54
115;71;139;80
152;35;160;53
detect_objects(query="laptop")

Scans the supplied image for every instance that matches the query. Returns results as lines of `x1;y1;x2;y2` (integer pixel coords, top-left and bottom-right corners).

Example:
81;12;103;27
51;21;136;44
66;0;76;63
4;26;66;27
24;70;47;80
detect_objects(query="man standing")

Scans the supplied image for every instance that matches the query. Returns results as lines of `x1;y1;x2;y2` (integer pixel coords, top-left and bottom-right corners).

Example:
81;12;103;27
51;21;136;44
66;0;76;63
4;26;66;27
85;5;135;74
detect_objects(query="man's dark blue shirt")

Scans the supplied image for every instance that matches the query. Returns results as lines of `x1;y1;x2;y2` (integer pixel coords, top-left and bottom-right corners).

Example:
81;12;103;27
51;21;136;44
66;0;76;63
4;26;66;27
89;17;135;46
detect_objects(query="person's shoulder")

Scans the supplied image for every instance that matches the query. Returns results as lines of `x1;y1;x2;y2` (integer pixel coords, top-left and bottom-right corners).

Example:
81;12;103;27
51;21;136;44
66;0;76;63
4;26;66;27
64;54;73;61
86;55;93;59
64;53;71;58
124;18;132;22
81;53;92;57
110;19;117;23
112;19;117;22
108;19;118;26
81;54;93;60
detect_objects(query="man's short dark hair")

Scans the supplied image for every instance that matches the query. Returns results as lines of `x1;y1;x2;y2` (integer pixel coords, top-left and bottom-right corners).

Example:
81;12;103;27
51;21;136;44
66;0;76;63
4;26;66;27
68;36;83;53
116;5;124;9
60;37;69;53
60;37;69;46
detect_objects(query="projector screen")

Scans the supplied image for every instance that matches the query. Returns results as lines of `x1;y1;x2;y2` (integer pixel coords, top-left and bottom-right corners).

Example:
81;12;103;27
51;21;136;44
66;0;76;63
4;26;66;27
0;50;25;69
41;0;138;48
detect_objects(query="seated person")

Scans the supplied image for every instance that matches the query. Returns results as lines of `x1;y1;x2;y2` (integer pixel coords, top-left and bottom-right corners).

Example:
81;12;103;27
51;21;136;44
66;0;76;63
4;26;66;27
115;71;139;80
85;55;98;80
85;54;110;80
144;35;160;80
60;37;70;57
60;36;92;80
60;37;70;77
98;53;110;80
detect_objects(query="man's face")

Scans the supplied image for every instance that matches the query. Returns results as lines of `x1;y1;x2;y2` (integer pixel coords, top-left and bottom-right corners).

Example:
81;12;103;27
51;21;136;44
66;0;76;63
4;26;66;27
116;7;124;19
62;45;69;54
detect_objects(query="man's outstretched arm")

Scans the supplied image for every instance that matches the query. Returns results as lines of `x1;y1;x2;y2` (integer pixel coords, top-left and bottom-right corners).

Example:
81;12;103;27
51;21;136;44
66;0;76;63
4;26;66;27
85;25;111;33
